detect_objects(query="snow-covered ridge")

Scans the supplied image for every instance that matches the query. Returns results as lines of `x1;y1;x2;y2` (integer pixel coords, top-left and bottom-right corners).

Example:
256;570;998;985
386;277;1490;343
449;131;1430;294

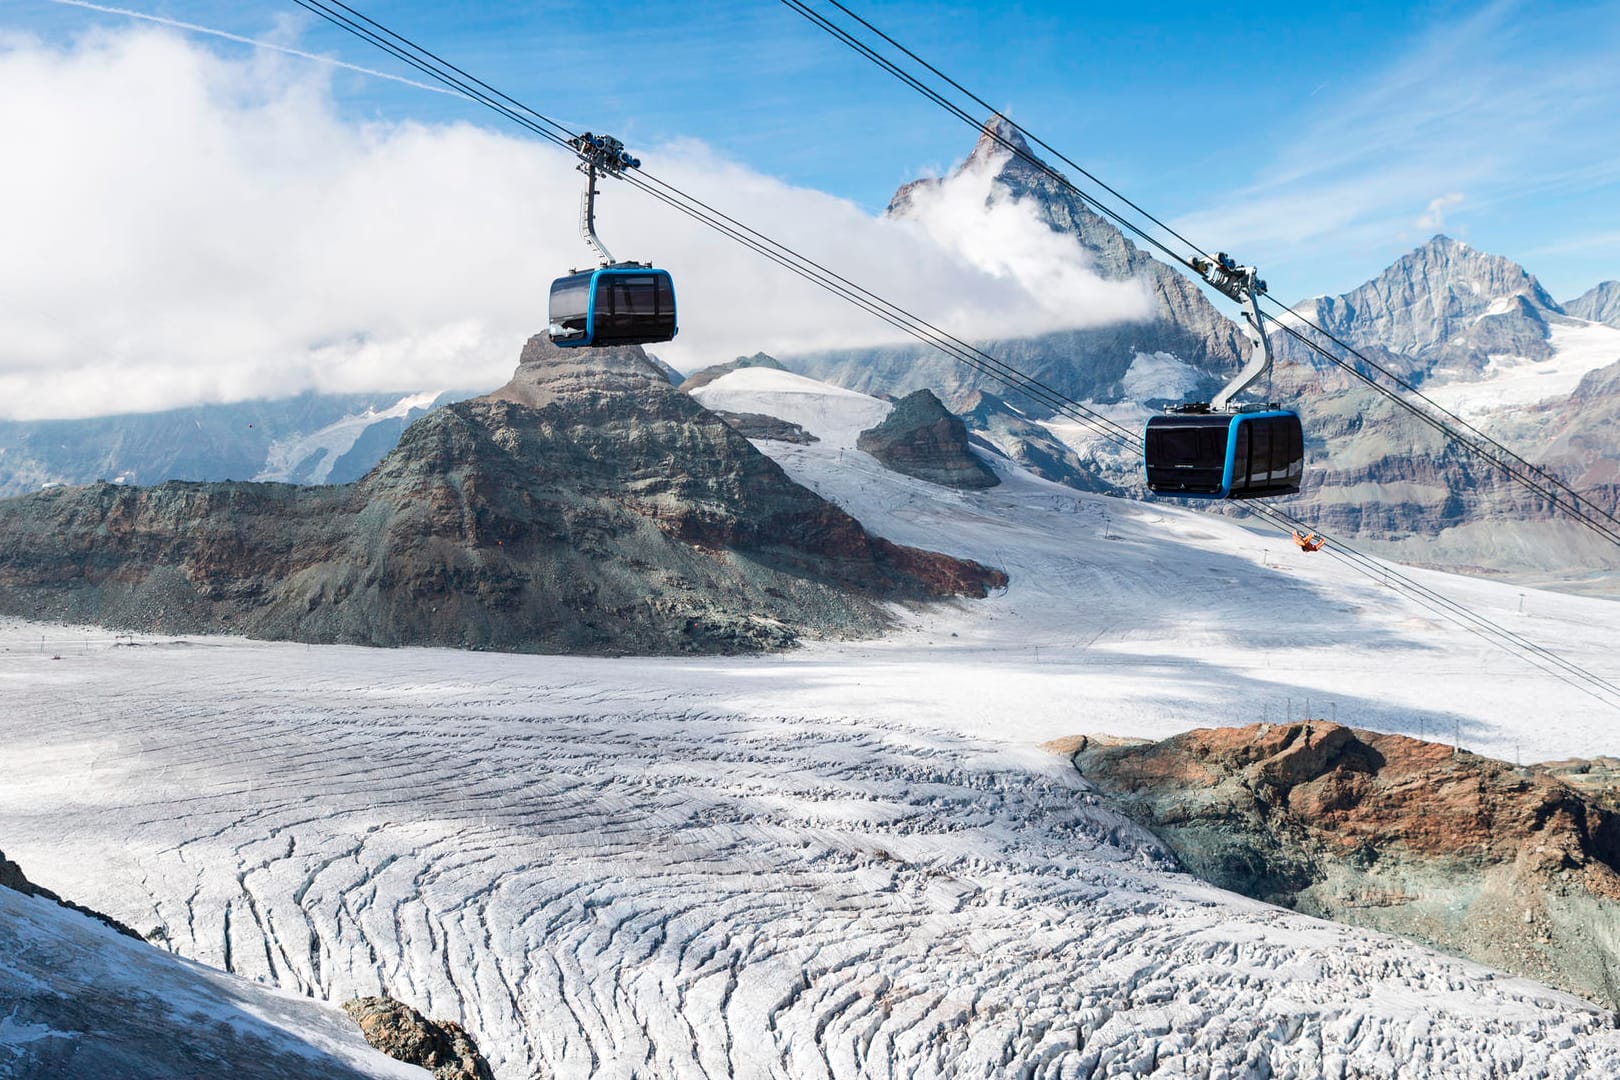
688;366;891;449
1422;319;1620;415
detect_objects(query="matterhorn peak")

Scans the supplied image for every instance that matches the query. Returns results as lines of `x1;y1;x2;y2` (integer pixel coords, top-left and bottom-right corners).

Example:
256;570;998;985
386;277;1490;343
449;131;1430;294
968;113;1034;166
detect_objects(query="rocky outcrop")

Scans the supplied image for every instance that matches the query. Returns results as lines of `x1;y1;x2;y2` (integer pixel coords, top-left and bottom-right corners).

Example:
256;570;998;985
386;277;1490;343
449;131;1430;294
1567;281;1620;328
1063;722;1620;1008
709;410;819;444
0;337;1004;655
1;847;140;940
856;389;999;489
343;997;493;1080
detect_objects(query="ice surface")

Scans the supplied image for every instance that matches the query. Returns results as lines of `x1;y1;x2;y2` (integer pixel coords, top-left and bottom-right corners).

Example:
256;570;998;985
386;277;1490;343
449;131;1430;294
5;373;1620;1077
0;886;427;1078
1121;350;1203;403
1420;320;1620;415
688;367;891;449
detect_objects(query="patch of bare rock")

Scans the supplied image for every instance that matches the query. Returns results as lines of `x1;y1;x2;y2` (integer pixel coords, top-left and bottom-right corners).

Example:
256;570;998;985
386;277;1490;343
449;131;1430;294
0;337;1003;654
343;997;493;1080
1058;721;1620;1008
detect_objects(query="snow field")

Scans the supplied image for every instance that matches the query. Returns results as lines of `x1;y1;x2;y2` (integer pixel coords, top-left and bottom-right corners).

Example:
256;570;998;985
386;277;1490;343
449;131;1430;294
4;631;1620;1077
5;368;1620;1076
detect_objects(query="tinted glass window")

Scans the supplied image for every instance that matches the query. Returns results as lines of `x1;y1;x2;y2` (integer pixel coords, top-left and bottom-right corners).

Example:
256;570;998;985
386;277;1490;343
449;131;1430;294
613;276;658;316
1247;420;1271;484
549;276;591;320
548;274;592;339
1230;422;1250;490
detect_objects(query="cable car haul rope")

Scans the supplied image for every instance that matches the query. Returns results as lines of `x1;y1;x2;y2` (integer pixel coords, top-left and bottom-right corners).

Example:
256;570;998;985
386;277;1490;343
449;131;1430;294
277;0;1620;712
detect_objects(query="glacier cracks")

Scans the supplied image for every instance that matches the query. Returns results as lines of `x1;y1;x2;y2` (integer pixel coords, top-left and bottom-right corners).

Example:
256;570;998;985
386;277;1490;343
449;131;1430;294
5;645;1620;1079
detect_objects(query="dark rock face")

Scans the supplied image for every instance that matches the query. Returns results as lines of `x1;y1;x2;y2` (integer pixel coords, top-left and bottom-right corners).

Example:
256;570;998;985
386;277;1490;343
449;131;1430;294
1066;723;1620;1008
0;337;1004;654
1566;281;1620;328
857;389;1000;489
343;997;493;1080
709;410;819;444
793;116;1245;415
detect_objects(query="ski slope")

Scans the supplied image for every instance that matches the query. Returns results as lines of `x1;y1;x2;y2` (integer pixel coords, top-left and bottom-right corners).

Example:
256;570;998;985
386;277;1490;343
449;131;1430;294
6;369;1620;1077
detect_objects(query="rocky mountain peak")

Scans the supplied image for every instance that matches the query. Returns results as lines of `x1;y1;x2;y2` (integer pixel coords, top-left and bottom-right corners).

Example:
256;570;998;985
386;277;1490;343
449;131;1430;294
0;335;1006;654
834;116;1249;414
1299;234;1563;377
490;335;675;409
967;113;1035;169
1567;281;1620;328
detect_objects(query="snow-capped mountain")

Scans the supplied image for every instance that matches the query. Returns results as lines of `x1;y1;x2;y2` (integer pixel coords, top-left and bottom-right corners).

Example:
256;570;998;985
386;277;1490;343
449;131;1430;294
1287;235;1565;381
790;116;1247;411
1260;240;1620;586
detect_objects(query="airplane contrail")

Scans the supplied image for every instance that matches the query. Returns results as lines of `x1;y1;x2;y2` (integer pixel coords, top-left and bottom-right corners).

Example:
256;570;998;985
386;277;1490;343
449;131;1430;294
44;0;472;100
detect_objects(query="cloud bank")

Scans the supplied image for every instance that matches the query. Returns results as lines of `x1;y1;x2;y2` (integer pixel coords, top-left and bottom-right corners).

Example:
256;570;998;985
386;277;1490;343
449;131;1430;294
0;27;1150;419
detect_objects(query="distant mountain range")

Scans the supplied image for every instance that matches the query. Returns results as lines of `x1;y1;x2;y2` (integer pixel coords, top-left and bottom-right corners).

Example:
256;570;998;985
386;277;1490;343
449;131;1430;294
0;390;470;497
4;117;1618;589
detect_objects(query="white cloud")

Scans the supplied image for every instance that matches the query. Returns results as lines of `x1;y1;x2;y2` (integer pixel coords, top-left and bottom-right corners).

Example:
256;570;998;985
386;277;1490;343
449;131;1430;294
891;147;1155;331
1415;192;1464;232
0;27;1151;419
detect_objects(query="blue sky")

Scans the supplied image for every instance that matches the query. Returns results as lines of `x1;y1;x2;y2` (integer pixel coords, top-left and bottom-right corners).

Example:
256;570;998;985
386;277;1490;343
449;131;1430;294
16;0;1620;304
3;0;1619;417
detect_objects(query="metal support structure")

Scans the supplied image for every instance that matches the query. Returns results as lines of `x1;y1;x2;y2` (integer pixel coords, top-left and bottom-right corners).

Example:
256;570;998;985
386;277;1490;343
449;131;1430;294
578;160;612;266
1191;253;1274;411
569;132;641;269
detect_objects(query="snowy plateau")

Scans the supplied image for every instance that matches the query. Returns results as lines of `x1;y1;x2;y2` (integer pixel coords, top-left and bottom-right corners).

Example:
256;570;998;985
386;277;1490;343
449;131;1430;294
5;368;1620;1078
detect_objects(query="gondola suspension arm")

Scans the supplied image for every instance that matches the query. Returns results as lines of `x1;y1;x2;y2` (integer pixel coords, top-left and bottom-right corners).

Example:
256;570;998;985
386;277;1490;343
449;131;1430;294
1193;253;1272;411
569;132;640;268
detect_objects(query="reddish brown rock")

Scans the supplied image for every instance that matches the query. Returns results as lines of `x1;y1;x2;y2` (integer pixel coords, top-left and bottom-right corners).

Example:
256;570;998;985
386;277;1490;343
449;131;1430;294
1066;722;1620;1008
